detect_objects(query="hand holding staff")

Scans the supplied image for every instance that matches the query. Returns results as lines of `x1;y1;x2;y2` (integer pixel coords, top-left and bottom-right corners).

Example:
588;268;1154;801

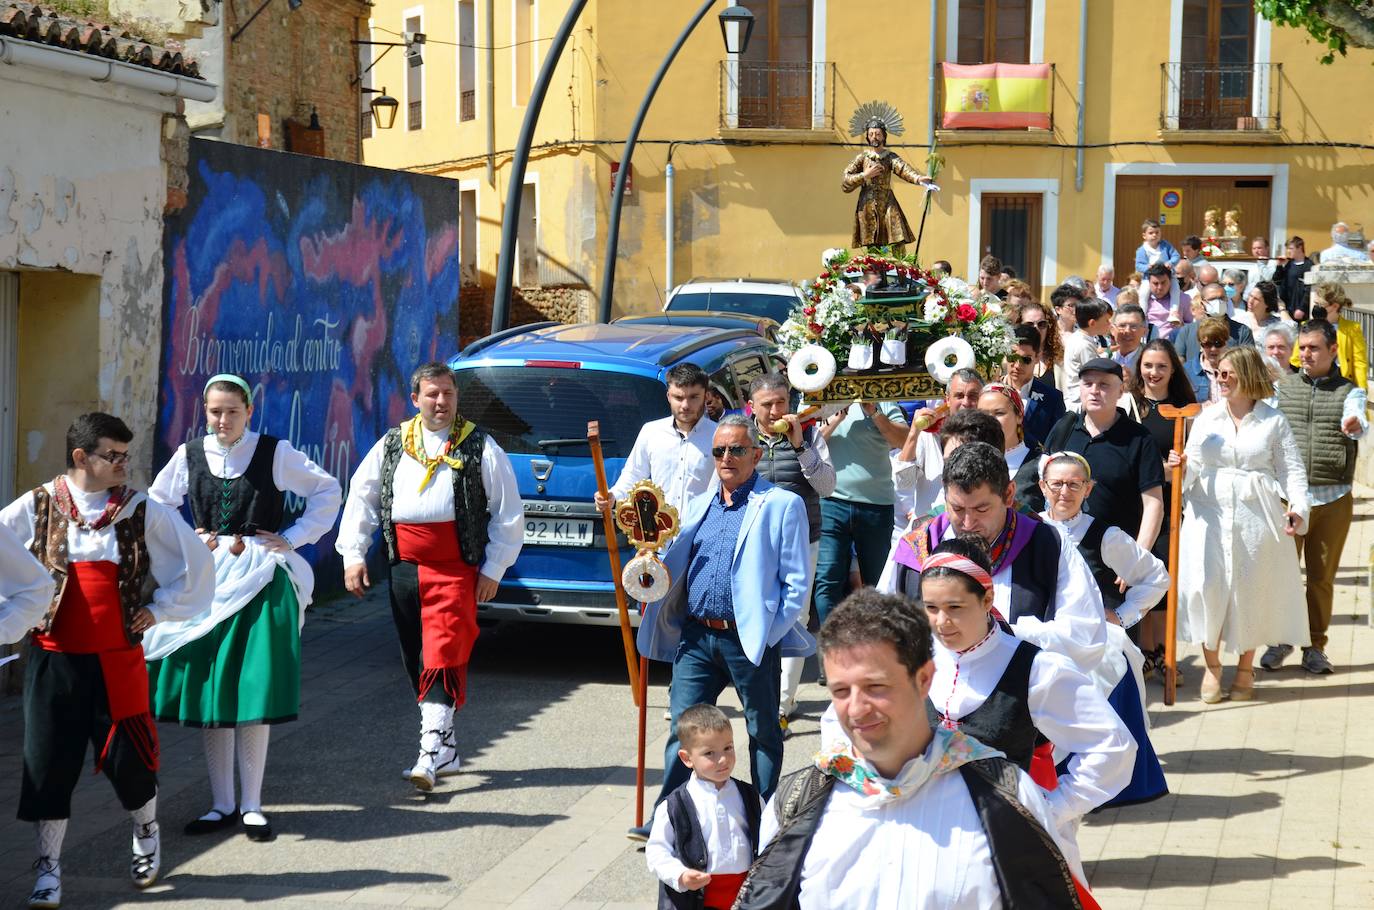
1158;402;1201;706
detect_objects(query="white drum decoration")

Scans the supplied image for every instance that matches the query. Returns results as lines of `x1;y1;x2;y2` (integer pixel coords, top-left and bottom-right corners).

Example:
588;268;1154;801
787;344;838;393
623;553;671;603
924;335;976;385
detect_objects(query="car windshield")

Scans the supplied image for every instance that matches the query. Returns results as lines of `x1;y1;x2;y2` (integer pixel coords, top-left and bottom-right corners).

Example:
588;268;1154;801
454;366;669;459
668;290;796;324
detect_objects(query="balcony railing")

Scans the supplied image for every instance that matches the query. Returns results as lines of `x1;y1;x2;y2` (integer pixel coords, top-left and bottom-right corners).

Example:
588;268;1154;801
1160;62;1281;131
408;100;423;131
719;61;834;131
460;90;476;122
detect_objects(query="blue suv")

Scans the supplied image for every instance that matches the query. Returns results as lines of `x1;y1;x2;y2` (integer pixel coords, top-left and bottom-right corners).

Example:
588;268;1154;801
449;322;780;626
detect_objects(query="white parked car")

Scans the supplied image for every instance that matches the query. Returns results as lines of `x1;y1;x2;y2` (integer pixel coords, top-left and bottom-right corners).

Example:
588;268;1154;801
663;278;803;326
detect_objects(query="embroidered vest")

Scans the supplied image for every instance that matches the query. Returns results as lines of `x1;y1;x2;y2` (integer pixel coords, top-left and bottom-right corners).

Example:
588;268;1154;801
756;432;821;542
735;759;1082;910
658;778;762;910
1073;517;1125;611
1276;370;1358;488
380;424;490;567
896;521;1062;624
925;640;1040;770
29;487;152;646
186;435;286;535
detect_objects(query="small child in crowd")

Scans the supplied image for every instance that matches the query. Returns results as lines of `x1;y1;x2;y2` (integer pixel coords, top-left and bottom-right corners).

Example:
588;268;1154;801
1134;218;1181;274
646;704;762;910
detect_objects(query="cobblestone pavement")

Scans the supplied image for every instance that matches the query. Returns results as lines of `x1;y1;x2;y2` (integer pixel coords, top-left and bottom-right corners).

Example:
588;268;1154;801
4;490;1374;908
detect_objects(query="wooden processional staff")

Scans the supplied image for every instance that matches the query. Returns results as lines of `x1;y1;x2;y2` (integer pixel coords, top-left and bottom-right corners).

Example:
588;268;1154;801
1158;402;1201;706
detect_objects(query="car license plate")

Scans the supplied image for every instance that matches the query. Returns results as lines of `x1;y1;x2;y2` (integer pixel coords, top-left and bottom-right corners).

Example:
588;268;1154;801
523;517;595;547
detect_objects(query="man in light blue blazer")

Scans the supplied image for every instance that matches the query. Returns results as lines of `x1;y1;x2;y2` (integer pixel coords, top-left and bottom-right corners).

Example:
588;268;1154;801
637;414;813;819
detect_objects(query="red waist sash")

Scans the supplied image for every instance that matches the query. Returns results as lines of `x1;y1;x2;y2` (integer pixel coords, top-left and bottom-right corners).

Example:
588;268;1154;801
703;872;747;910
36;561;157;772
396;522;478;706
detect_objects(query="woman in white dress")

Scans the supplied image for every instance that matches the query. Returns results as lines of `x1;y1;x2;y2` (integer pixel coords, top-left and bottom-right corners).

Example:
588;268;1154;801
1171;346;1309;704
143;375;342;840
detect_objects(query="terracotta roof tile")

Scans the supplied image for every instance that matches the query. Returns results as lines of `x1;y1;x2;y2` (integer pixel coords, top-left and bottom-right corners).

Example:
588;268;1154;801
0;1;201;78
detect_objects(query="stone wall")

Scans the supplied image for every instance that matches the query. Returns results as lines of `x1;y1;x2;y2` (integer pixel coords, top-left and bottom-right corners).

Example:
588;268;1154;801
458;286;595;349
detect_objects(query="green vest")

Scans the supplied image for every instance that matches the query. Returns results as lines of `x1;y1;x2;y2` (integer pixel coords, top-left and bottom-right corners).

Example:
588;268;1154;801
1275;370;1358;487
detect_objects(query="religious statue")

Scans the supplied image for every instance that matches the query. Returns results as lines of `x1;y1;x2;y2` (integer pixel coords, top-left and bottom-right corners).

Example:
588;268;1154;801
841;103;934;255
1223;207;1243;238
1203;207;1220;239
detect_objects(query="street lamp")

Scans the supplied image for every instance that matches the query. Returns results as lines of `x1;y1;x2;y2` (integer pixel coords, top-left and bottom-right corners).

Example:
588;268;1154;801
363;88;399;130
718;5;755;57
594;2;754;323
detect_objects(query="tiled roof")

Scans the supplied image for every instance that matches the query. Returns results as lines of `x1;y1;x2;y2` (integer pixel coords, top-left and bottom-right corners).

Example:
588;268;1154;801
0;1;201;78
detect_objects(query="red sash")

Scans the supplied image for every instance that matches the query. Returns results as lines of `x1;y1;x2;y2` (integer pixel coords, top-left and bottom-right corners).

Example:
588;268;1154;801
703;871;747;910
396;522;478;706
36;561;158;772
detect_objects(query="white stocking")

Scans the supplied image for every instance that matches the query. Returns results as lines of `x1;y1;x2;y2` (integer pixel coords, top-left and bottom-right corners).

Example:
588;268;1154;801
36;819;67;863
203;728;237;816
417;702;454;770
131;795;158;856
236;724;271;823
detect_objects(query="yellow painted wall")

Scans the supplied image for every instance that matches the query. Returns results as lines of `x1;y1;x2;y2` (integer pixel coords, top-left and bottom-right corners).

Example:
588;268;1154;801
17;271;101;492
363;0;1374;318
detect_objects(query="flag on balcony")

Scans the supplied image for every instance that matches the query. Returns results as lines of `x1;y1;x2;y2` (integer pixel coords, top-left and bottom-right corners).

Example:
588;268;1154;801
942;63;1052;130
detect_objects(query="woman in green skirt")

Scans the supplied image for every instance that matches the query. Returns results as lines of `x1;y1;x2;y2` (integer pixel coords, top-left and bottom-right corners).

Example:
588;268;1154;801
144;374;341;841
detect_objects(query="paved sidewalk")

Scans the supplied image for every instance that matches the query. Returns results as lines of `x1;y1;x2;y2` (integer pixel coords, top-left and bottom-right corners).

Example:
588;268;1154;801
4;489;1374;908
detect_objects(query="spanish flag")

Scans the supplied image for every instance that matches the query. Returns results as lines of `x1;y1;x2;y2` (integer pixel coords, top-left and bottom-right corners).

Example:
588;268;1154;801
942;63;1052;130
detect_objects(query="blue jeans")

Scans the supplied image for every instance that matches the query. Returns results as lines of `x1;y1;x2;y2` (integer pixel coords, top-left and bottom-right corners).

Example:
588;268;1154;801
659;620;784;803
814;497;894;625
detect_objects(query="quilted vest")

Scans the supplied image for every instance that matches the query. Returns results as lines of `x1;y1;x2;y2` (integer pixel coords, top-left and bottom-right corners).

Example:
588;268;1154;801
1275;370;1358;488
29;486;152;646
756;430;821;542
380;424;490;567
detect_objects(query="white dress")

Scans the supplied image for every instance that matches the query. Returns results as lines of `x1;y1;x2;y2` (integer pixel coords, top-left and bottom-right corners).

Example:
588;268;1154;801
1177;401;1310;653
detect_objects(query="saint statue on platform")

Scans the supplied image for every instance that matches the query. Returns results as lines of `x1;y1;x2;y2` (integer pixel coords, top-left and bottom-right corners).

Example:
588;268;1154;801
841;106;934;256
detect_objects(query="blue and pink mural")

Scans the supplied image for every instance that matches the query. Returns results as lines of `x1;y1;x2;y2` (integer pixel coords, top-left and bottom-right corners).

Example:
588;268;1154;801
158;139;461;588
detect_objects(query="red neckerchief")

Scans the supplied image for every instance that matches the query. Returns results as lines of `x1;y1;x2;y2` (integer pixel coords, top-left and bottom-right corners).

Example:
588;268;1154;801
986;509;1019;575
53;475;134;532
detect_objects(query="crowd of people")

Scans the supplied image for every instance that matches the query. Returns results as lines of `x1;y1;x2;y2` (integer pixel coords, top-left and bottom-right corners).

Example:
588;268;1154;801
618;230;1369;908
0;223;1366;908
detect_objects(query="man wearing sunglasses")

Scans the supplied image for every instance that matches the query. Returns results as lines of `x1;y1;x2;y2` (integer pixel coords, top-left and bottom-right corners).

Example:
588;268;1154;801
638;413;813;818
0;413;214;906
1171;282;1255;367
1004;324;1065;449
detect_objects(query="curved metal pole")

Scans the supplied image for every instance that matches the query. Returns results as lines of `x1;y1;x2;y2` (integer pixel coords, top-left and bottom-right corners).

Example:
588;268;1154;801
491;0;589;335
597;0;718;323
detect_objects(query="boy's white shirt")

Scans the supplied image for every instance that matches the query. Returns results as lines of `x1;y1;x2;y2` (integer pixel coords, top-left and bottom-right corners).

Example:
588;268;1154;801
646;773;761;891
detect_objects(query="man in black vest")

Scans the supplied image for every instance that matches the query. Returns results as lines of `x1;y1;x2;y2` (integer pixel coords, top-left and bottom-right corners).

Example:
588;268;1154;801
881;442;1107;672
735;590;1088;909
337;363;524;790
748;373;836;730
1264;320;1368;675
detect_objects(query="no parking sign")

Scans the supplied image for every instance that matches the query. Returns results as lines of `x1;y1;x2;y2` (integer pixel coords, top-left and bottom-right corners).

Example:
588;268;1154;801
1159;187;1184;225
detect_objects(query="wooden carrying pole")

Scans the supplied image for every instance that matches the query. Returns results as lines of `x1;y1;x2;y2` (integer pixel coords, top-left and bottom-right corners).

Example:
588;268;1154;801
587;421;641;703
634;654;649;830
1158;403;1201;705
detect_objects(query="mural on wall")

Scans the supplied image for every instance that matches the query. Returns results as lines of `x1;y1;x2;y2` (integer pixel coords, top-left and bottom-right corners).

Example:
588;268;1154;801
159;139;461;587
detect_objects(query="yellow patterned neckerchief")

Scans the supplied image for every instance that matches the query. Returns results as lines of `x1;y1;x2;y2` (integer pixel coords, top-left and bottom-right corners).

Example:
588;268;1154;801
402;415;476;492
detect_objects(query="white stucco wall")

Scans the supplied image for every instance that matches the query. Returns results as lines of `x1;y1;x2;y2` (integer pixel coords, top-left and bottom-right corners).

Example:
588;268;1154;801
0;58;174;481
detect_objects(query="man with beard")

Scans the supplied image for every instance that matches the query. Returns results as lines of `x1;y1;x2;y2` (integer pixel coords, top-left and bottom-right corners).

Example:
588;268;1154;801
841;118;936;255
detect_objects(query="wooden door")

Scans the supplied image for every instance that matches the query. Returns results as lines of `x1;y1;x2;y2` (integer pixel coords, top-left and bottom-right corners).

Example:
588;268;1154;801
738;0;811;129
1113;175;1271;274
981;193;1042;293
1179;0;1254;129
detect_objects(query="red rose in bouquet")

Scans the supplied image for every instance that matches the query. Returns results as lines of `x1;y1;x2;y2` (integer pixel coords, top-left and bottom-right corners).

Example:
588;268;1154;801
956;303;978;323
